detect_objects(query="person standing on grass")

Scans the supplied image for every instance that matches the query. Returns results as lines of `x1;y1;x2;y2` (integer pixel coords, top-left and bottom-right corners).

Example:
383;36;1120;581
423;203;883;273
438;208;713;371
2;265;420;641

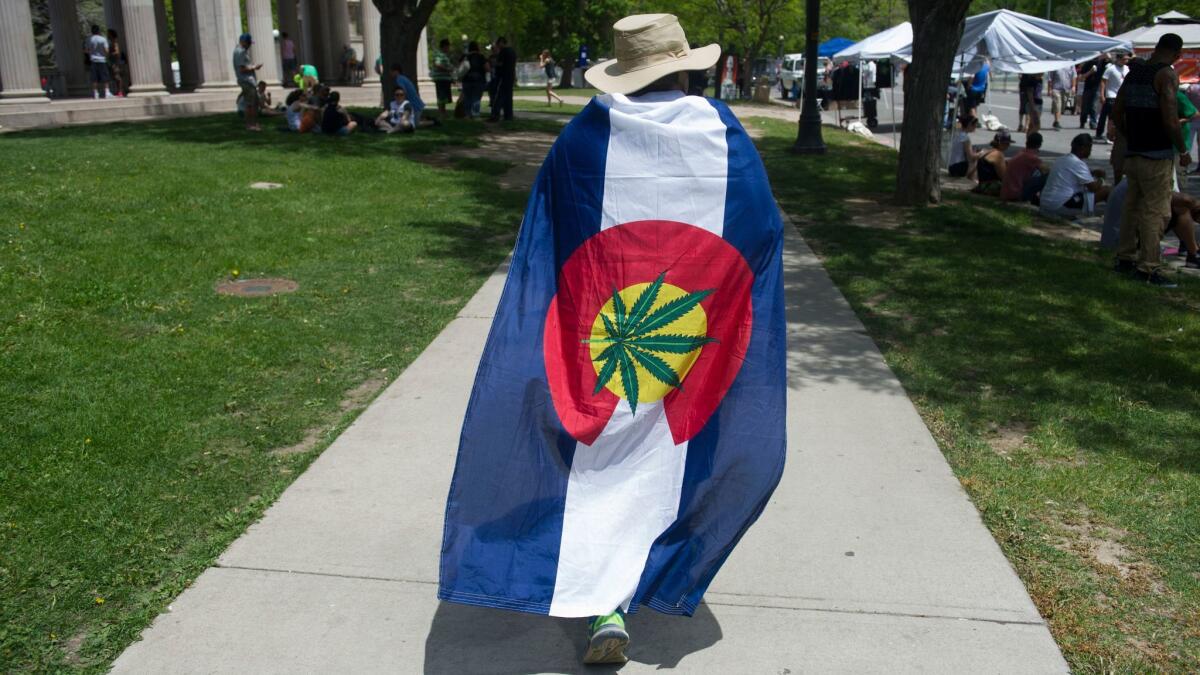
1095;52;1128;144
233;33;263;132
460;41;487;118
440;14;785;667
432;38;455;119
540;49;564;106
84;26;110;99
1112;33;1188;288
488;36;516;122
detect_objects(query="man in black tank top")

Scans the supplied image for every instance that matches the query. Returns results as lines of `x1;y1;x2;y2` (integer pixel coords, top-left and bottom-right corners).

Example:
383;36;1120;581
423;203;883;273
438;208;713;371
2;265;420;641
1112;33;1187;287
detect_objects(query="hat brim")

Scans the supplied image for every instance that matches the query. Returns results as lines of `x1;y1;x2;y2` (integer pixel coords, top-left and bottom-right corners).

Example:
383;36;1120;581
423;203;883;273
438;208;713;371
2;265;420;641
585;43;721;94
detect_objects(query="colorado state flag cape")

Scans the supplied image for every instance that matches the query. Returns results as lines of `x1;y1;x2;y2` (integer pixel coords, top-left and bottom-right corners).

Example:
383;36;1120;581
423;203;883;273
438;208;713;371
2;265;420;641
439;90;785;618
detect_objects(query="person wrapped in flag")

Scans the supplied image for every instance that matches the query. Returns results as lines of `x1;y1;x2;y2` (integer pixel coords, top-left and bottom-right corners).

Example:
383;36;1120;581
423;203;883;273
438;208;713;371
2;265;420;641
439;13;786;665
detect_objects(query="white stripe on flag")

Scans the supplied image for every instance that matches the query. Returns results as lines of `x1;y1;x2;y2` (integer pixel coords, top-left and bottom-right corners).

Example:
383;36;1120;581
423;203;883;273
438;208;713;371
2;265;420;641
549;93;728;617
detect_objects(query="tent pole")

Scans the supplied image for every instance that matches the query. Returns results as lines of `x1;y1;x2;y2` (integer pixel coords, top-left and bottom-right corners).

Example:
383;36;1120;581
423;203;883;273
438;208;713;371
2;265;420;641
890;61;897;148
857;61;863;125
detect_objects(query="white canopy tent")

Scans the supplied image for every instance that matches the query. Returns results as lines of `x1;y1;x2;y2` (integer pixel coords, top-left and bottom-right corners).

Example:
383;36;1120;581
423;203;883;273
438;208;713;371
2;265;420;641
1114;11;1200;83
831;23;914;146
1114;11;1200;48
894;9;1133;73
833;22;913;62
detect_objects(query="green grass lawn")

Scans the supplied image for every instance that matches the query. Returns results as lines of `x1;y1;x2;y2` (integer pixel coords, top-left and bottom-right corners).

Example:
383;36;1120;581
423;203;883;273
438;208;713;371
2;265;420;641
0;113;555;671
748;117;1200;672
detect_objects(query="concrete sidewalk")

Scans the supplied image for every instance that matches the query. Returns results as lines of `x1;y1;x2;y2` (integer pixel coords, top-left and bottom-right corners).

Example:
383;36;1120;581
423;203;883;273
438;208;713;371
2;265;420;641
111;223;1068;673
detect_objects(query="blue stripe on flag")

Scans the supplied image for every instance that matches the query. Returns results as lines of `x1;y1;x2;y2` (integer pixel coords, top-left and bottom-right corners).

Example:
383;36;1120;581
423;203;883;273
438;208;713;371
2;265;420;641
630;99;787;615
438;102;611;614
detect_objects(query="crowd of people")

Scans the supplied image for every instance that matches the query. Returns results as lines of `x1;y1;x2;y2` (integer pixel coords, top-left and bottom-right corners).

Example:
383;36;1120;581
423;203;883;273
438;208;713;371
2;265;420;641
232;32;532;134
952;34;1198;288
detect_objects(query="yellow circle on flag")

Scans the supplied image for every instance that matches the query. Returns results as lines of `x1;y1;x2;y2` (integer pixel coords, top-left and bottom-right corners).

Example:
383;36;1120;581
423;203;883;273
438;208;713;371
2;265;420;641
588;281;710;404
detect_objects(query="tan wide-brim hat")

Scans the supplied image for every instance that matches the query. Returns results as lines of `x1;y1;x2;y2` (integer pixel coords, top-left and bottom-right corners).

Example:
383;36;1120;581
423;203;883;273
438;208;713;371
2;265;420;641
585;14;721;95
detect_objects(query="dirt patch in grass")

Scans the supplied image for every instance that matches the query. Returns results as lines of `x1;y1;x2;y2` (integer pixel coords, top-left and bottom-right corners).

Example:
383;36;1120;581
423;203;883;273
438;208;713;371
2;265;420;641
986;423;1029;458
60;630;88;666
271;376;388;457
1051;509;1158;587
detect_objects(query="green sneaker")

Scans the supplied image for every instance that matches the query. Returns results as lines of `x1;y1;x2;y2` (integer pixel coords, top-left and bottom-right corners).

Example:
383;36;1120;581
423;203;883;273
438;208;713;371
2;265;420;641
583;609;629;665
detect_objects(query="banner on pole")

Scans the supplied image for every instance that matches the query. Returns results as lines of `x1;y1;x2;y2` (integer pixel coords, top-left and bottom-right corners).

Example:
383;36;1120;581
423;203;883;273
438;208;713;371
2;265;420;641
1091;0;1109;36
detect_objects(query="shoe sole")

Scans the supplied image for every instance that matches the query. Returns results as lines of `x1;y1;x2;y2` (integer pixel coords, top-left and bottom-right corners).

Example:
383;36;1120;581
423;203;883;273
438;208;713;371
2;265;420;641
583;628;629;665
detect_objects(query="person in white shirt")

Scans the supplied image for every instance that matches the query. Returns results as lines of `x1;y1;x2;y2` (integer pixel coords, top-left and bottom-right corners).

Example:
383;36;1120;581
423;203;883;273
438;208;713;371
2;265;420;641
1094;52;1128;144
376;86;415;133
1040;134;1111;216
84;25;110;99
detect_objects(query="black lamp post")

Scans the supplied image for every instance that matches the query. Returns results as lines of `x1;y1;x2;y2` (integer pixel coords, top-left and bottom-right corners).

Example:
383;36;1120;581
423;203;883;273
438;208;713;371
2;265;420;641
793;0;826;154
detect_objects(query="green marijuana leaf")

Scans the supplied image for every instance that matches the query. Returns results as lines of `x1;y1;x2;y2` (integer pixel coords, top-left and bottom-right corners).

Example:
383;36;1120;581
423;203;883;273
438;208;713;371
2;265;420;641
583;272;717;414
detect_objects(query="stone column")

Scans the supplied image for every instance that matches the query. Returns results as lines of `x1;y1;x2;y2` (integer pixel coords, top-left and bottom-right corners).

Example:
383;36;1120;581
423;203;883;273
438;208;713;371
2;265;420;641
297;0;314;65
0;0;49;102
278;0;301;73
174;0;202;89
193;0;241;90
103;0;125;38
360;0;379;84
120;0;168;94
153;0;174;89
307;0;331;79
328;0;352;83
245;0;279;85
47;0;91;97
416;27;429;81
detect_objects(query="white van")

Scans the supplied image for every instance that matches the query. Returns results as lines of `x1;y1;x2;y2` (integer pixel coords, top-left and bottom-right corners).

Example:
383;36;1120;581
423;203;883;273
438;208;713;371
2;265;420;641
779;53;831;99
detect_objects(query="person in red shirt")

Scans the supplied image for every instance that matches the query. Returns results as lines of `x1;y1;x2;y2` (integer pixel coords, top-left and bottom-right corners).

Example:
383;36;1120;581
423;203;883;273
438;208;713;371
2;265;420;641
1001;131;1049;202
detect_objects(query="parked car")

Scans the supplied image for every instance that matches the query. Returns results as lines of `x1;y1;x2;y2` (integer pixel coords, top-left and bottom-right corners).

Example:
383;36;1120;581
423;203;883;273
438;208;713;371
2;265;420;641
779;53;831;99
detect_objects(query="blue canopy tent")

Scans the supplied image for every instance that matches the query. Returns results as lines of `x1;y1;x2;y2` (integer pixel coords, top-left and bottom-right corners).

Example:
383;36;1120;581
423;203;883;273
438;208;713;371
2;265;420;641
818;38;855;58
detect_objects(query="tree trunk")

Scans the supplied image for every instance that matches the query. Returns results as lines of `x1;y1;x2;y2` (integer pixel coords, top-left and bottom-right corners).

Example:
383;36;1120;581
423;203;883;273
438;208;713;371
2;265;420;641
895;0;971;206
374;0;437;103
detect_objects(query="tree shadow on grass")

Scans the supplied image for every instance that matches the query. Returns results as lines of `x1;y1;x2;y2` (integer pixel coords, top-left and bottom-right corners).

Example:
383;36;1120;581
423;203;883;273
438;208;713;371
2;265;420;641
752;124;1199;473
2;112;567;161
806;200;1200;474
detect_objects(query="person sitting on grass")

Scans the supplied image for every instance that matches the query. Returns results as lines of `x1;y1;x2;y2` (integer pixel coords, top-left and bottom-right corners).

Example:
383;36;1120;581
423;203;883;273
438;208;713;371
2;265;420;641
255;81;282;116
973;131;1010;196
320;91;357;136
284;89;318;132
1039;134;1110;217
376;87;415;133
1002;132;1050;202
1104;179;1200;270
948;115;982;179
1167;192;1200;269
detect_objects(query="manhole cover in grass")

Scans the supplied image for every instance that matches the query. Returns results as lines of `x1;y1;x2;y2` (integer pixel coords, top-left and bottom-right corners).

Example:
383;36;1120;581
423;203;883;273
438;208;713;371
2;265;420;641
249;182;284;190
215;278;299;297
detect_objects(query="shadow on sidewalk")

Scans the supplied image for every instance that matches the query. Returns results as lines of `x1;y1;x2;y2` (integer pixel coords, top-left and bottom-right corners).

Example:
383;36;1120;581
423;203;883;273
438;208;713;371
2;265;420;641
423;601;722;672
